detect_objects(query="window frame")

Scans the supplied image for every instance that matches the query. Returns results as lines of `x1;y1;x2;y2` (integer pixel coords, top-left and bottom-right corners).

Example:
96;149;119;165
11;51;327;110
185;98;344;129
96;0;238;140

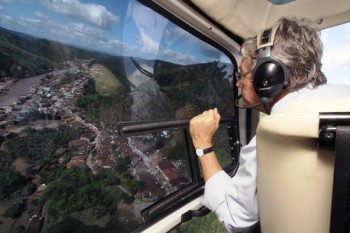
116;1;242;230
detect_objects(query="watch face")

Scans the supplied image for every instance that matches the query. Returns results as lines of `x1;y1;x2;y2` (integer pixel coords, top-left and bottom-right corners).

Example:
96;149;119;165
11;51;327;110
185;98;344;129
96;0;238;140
196;148;204;156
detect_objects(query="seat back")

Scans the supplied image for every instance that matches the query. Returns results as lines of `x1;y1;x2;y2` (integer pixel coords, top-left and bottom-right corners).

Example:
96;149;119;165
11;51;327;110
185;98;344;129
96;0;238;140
256;98;350;233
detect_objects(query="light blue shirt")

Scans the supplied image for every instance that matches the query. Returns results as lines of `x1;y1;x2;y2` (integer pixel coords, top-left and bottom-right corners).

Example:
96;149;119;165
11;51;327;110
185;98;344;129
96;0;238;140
203;84;350;232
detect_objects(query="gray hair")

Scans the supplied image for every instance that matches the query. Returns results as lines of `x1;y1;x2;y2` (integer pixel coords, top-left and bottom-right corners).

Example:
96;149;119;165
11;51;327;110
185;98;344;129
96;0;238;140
241;17;327;92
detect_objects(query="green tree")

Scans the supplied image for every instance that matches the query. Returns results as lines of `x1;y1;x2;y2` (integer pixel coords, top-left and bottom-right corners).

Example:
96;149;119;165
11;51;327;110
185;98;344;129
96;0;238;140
3;126;81;174
171;212;226;233
0;168;28;199
42;168;127;227
9;225;26;233
115;156;131;174
83;78;96;95
3;199;27;218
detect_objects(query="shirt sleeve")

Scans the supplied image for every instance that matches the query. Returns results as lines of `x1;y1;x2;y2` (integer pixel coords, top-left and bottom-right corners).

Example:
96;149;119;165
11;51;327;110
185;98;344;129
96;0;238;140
203;136;259;232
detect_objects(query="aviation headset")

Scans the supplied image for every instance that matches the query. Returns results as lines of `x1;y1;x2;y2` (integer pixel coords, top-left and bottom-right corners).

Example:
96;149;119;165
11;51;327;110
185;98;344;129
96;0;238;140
252;23;289;104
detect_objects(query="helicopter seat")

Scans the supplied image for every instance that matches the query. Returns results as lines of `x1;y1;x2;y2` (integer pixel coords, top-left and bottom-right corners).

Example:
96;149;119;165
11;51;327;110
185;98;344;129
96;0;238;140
256;98;350;233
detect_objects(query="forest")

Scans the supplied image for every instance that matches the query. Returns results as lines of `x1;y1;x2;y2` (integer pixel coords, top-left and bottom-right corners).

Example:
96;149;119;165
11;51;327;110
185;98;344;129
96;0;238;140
0;125;142;232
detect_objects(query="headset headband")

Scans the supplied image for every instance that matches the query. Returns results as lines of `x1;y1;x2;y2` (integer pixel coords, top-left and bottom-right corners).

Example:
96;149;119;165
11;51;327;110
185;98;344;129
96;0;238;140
251;22;288;104
256;23;280;57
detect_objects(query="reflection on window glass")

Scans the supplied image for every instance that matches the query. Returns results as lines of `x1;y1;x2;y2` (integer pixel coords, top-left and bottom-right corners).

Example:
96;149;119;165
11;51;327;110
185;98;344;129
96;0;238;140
213;125;233;169
0;0;235;232
121;0;234;122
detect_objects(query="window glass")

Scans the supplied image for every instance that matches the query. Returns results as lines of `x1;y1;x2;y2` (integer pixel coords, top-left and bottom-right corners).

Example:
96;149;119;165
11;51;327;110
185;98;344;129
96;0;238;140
0;0;235;232
121;2;235;122
321;22;350;85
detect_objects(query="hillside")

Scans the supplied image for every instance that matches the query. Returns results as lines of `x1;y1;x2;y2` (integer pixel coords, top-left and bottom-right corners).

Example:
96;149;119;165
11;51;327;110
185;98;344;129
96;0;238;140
90;63;123;94
0;27;123;81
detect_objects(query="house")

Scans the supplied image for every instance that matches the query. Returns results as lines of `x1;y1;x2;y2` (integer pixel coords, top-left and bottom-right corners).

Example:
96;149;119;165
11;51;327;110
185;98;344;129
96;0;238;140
101;158;114;169
66;155;86;169
55;147;66;156
158;160;190;189
68;139;85;148
26;207;43;233
66;160;85;169
137;170;165;199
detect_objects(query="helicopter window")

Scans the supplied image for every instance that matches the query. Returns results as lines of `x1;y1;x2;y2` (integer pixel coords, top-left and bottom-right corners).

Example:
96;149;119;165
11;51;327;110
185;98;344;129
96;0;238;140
321;22;350;85
0;0;237;232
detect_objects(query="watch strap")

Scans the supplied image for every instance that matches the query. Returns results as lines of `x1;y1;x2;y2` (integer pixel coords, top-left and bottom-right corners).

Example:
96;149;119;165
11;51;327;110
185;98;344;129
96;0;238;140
196;147;213;156
202;147;213;155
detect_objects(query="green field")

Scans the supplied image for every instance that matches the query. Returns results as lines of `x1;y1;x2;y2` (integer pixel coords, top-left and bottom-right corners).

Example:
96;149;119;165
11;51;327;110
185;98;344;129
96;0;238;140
171;212;226;233
90;63;123;94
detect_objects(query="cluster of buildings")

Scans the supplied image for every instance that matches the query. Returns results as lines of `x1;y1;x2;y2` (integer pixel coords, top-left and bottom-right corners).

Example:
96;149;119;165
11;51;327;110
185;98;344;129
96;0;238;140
0;59;192;232
0;61;88;129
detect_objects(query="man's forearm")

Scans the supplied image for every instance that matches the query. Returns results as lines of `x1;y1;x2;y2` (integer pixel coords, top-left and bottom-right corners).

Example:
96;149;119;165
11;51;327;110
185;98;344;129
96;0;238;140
198;150;223;182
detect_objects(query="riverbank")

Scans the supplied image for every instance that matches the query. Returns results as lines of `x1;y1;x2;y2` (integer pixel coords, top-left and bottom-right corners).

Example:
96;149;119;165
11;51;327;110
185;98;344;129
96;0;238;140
0;76;43;107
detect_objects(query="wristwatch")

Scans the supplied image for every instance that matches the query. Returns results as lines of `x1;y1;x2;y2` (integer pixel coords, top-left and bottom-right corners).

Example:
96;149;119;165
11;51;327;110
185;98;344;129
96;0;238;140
195;147;213;157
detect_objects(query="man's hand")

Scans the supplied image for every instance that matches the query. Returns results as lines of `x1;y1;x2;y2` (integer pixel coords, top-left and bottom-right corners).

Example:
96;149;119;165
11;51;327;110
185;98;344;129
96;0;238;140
189;108;221;148
189;108;222;181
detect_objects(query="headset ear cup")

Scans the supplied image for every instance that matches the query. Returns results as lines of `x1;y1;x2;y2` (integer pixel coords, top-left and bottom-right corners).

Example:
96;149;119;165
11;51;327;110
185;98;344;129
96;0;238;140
252;57;288;102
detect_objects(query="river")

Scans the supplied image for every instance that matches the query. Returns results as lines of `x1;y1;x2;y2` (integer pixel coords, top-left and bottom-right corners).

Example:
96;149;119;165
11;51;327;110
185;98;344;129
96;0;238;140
0;69;68;107
0;75;44;107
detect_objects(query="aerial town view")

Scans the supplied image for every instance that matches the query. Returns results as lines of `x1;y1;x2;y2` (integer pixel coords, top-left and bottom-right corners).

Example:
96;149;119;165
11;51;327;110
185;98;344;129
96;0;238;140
0;50;199;232
0;25;234;232
0;0;236;232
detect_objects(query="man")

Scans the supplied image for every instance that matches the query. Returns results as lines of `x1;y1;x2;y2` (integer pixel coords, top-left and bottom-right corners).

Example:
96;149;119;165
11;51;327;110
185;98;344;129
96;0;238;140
189;17;350;232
